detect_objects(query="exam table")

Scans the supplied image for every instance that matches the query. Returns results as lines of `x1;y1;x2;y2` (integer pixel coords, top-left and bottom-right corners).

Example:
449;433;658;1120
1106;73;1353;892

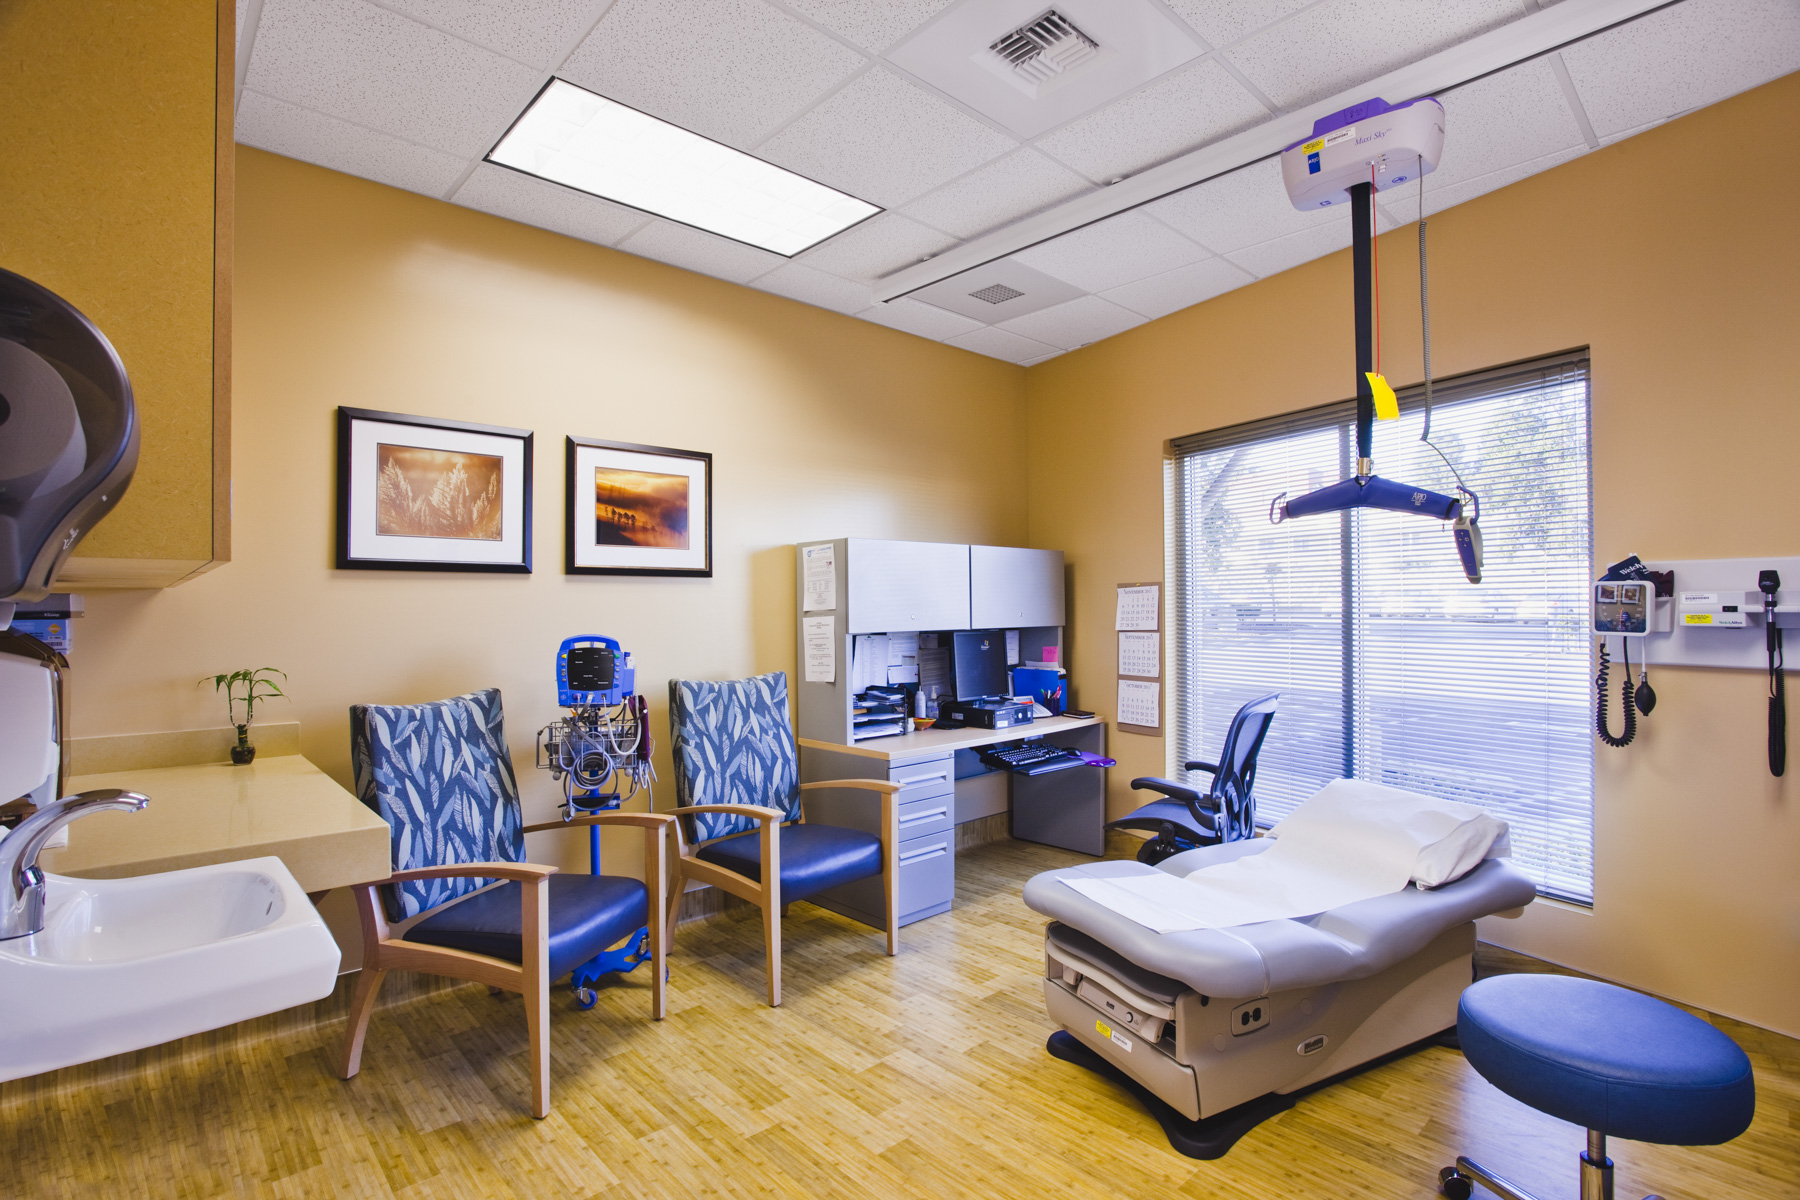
1023;822;1536;1157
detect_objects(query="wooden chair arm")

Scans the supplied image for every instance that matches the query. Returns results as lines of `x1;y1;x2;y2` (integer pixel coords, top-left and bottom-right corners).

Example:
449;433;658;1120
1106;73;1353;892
669;804;785;822
387;862;558;884
520;812;677;834
798;779;901;794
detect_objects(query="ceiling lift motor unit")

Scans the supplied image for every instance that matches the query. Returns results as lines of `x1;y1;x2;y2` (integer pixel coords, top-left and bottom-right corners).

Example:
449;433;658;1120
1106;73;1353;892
0;267;140;615
1269;97;1481;585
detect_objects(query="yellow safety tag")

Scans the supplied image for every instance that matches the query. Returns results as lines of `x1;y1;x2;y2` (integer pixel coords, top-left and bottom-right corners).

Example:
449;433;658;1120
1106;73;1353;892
1685;614;1713;625
1366;371;1399;420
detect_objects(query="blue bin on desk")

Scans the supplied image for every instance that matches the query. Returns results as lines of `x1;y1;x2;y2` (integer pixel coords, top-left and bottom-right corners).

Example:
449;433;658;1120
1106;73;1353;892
1012;667;1065;714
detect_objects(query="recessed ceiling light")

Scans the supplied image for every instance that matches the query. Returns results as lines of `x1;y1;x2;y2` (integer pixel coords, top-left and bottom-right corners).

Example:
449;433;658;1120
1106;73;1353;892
487;79;881;257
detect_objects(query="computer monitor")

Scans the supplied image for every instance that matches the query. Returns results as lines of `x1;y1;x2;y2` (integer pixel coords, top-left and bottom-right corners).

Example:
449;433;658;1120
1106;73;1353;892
952;630;1009;701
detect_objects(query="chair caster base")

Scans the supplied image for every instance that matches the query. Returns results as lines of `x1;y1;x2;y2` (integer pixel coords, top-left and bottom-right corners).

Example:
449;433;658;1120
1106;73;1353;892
574;986;598;1010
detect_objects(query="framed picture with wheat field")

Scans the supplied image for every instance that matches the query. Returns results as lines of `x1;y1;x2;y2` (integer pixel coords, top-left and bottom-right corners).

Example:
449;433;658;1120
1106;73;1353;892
564;436;712;577
334;407;533;573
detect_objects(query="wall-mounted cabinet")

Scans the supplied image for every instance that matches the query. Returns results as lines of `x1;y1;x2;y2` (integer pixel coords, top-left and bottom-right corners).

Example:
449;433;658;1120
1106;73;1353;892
5;0;233;590
846;539;971;634
971;545;1064;629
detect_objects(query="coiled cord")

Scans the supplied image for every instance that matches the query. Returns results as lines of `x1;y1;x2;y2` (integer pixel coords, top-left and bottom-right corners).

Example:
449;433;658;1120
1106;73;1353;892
1596;639;1638;748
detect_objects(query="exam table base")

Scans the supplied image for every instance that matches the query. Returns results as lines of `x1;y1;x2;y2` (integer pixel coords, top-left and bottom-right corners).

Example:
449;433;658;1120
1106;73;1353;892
1047;1027;1456;1159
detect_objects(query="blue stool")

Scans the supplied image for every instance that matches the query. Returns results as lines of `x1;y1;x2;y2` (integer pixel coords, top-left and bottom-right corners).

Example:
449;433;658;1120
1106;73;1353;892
1440;974;1754;1200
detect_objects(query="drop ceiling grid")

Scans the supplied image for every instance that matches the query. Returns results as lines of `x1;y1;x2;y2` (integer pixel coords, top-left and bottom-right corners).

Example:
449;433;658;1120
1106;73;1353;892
227;0;1800;366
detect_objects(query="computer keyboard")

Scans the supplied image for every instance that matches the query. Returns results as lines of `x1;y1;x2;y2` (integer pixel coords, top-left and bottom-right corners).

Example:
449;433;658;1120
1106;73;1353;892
982;742;1086;776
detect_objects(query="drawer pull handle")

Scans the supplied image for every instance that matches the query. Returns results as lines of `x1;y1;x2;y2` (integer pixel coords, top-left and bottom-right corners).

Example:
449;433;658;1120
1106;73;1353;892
899;844;949;864
896;770;951;787
899;806;949;826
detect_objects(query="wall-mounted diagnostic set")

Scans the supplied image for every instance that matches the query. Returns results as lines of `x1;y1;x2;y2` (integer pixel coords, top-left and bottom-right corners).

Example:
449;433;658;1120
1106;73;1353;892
534;635;656;1003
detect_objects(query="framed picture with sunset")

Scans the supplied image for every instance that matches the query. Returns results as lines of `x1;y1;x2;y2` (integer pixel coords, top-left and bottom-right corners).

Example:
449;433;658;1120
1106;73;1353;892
564;437;712;577
335;407;533;573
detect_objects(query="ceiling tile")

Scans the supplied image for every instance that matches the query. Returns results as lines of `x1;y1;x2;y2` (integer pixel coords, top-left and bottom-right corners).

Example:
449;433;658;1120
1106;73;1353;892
910;258;1085;324
758;67;1018;208
795;213;956;282
997;295;1147;351
1561;0;1800;139
752;262;873;314
1224;219;1350;280
1021;350;1066;366
1225;0;1522;110
236;90;470;196
1014;210;1208;293
1101;256;1256;319
1034;58;1271;184
945;325;1056;364
378;0;611;69
560;0;865;149
901;148;1094;239
1161;0;1313;49
244;0;545;157
1427;59;1587;194
616;220;786;283
1148;157;1335;255
856;299;985;341
451;164;648;246
780;0;954;53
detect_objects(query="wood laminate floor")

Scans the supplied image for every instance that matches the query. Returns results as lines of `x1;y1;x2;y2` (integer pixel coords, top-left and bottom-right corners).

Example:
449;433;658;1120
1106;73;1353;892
2;836;1795;1199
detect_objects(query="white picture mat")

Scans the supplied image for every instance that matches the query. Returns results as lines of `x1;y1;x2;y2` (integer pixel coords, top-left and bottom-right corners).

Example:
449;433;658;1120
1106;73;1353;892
570;443;708;571
347;418;527;565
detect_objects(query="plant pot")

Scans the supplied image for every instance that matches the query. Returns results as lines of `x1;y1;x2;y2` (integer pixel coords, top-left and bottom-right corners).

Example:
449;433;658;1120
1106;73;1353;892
231;726;256;765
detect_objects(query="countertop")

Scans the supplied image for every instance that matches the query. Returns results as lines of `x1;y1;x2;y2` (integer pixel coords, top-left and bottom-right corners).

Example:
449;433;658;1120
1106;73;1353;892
38;753;392;894
799;713;1104;762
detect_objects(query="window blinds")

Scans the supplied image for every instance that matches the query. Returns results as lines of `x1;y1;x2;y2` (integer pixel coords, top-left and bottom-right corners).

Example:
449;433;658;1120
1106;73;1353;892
1170;352;1595;902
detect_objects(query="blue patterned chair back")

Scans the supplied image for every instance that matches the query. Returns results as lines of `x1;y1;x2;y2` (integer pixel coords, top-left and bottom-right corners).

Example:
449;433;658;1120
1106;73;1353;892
668;672;801;844
349;688;525;922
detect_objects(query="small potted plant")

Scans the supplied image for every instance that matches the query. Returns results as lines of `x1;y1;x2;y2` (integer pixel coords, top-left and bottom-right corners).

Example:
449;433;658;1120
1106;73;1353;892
203;667;289;765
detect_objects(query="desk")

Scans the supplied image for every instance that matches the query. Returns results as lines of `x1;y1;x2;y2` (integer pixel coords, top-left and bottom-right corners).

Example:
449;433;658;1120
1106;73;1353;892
798;714;1107;929
39;754;392;896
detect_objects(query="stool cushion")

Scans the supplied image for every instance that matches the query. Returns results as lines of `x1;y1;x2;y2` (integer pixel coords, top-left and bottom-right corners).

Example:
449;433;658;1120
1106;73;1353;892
1458;974;1755;1145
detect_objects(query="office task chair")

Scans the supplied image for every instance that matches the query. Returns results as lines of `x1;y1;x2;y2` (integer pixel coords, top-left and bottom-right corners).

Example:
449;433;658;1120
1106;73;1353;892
1107;692;1278;865
340;688;672;1119
666;671;899;1007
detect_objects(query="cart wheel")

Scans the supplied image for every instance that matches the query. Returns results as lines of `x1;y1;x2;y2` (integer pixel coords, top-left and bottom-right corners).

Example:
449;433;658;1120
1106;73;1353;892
575;986;598;1010
1438;1166;1472;1200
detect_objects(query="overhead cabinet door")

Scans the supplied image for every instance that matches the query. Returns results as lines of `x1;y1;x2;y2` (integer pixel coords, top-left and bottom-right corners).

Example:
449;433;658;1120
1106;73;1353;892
845;539;970;633
970;545;1065;629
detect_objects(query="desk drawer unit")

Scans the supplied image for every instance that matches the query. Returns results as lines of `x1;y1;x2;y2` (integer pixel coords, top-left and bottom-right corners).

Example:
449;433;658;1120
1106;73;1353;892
805;752;956;929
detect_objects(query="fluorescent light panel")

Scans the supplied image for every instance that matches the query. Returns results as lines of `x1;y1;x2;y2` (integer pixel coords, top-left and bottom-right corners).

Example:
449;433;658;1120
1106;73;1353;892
489;79;880;256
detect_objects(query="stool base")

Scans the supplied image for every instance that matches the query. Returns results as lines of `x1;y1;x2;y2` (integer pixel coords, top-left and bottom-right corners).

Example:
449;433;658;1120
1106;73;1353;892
1438;1132;1664;1200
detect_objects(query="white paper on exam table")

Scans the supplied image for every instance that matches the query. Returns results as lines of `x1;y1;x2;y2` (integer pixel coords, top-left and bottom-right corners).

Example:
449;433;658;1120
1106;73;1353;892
802;615;835;683
1062;780;1502;932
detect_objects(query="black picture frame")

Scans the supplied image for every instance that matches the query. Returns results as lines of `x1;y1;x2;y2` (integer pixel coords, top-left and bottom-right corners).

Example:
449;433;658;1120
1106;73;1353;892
335;406;534;574
564;436;713;578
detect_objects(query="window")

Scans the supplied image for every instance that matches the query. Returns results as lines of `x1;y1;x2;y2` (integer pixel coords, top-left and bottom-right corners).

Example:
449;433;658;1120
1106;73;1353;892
1169;352;1595;902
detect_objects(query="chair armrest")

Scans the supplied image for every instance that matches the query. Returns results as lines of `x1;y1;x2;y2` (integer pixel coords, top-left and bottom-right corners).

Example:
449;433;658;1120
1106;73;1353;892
520;813;677;834
1129;777;1214;809
387;862;558;885
1182;761;1220;775
798;779;901;794
669;804;785;822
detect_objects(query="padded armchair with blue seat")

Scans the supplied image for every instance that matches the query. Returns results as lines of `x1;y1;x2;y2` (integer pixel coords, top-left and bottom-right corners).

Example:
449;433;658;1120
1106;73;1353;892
666;672;899;1007
1108;692;1278;864
338;688;672;1119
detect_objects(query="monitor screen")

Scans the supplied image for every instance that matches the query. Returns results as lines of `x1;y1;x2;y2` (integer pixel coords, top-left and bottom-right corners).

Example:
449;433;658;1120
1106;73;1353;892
952;630;1009;700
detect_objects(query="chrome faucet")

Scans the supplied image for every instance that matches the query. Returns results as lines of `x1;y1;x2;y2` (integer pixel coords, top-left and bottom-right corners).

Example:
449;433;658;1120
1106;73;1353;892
0;789;148;940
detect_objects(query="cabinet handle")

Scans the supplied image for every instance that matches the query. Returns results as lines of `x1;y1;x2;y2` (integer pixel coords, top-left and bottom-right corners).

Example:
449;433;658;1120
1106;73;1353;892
899;806;949;826
899;843;949;865
897;770;950;787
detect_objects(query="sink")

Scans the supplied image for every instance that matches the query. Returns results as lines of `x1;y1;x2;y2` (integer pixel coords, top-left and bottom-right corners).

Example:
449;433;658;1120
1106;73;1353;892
0;856;340;1081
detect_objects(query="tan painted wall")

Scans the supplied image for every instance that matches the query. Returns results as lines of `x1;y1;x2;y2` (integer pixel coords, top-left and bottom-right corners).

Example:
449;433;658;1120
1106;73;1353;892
0;0;231;579
1024;74;1800;1036
66;147;1026;900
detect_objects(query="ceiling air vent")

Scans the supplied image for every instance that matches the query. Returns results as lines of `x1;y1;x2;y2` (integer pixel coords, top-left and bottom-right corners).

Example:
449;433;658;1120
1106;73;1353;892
988;10;1100;89
969;283;1026;305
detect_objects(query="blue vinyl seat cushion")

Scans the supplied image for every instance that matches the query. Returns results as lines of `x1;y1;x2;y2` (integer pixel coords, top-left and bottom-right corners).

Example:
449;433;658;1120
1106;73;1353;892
1458;974;1755;1146
695;823;881;902
402;873;649;983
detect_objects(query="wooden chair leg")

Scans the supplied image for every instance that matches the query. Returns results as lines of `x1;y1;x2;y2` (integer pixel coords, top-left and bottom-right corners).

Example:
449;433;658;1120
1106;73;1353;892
338;966;387;1080
780;902;792;917
646;823;667;1022
666;863;685;940
522;875;552;1119
763;892;782;1007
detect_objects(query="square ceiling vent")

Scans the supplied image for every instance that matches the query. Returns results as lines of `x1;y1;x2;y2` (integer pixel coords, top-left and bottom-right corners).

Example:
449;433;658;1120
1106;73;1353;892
905;258;1083;324
889;0;1203;139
